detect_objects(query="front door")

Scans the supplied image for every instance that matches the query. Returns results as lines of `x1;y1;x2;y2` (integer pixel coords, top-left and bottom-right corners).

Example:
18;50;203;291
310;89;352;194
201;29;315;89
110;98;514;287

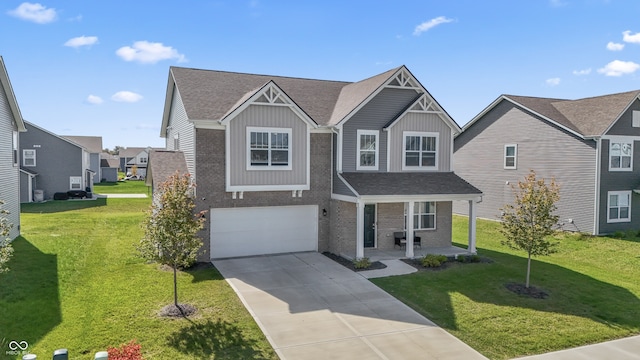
364;204;376;248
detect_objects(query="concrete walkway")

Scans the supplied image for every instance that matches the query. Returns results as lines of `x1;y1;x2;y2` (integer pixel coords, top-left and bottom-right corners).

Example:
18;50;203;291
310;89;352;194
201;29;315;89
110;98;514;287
514;335;640;359
359;259;417;279
95;193;147;198
213;252;486;360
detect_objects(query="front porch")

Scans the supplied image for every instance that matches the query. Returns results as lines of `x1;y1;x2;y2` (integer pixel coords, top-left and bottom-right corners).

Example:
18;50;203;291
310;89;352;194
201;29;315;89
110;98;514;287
342;245;473;262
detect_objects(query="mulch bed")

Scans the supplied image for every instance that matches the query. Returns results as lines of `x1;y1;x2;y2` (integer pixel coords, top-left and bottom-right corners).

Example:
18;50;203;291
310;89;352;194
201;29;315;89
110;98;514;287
322;252;387;272
401;256;493;271
159;303;197;318
505;282;549;299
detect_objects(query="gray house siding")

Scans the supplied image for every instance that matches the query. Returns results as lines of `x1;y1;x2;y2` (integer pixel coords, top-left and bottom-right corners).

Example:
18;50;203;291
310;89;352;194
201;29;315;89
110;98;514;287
605;99;640;136
194;129;331;261
20;124;84;200
0;83;20;239
228;104;308;187
341;88;419;172
166;86;196;180
598;138;640;233
453;101;597;234
388;112;452;172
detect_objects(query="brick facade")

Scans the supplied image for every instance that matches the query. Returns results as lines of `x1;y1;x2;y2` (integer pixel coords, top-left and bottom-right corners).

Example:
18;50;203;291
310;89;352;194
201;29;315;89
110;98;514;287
194;129;332;261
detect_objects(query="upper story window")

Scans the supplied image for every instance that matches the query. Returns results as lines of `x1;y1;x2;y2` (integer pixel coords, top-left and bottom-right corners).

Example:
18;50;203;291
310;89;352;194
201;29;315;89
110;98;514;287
504;144;517;169
402;131;438;170
247;127;292;170
609;140;632;171
607;190;631;223
140;157;148;164
356;130;379;170
12;131;18;166
173;134;180;150
23;149;36;167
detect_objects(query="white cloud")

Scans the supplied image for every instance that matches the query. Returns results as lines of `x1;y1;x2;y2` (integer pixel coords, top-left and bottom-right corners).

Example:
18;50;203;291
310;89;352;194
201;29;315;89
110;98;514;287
64;36;98;48
606;42;624;51
86;95;103;104
413;16;453;36
546;78;561;86
116;41;187;64
8;2;57;24
111;91;143;103
597;60;640;76
572;68;592;76
622;30;640;44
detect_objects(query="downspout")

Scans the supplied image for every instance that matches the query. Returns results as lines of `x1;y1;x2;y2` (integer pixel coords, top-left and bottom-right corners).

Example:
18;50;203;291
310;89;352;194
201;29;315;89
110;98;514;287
593;137;601;235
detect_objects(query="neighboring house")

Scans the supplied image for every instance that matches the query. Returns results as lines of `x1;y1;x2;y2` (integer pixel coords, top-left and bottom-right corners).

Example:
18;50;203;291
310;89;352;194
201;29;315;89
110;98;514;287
118;147;146;173
100;152;119;182
154;65;482;261
20;121;93;202
0;56;26;240
125;148;151;178
454;90;640;235
63;135;103;185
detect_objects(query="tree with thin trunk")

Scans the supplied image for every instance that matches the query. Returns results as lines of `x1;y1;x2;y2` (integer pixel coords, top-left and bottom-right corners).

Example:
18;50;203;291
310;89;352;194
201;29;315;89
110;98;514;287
0;200;14;273
500;170;560;288
138;172;206;315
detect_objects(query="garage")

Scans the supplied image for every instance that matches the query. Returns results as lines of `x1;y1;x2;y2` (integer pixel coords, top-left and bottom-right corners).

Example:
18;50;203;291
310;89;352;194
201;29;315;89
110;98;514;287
210;205;318;259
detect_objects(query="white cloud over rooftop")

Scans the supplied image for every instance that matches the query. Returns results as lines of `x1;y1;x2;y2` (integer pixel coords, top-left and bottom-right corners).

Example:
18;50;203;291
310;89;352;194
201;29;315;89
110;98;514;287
65;36;99;48
8;2;57;24
598;60;640;77
413;16;453;36
116;41;187;64
111;91;143;103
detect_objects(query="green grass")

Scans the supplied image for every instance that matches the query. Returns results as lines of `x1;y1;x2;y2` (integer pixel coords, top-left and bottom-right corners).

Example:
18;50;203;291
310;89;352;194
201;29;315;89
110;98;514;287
1;198;276;359
372;215;640;360
94;180;151;194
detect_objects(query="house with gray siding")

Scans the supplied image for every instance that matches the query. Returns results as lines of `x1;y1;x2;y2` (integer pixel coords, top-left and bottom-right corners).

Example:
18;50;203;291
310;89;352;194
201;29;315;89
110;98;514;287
62;135;103;185
454;90;640;235
20;121;92;202
156;65;482;261
0;56;26;240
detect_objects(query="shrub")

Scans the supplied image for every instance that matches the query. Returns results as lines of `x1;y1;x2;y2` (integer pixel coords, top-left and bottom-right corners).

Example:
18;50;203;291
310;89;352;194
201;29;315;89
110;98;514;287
353;257;371;269
612;231;625;239
108;340;144;360
421;254;447;268
456;254;481;263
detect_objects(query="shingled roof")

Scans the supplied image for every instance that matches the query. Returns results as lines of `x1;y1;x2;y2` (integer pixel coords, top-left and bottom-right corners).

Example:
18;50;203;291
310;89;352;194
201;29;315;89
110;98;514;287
146;150;188;188
503;90;640;138
340;172;482;197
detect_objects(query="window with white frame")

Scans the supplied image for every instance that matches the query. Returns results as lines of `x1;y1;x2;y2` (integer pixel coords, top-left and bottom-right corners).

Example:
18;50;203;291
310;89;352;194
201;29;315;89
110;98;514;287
609;140;632;171
633;111;640;128
12;131;18;166
140;157;147;164
173;134;180;150
504;144;517;169
607;191;631;223
23;149;36;167
247;127;291;169
356;130;379;170
70;176;82;190
403;132;438;170
404;202;436;230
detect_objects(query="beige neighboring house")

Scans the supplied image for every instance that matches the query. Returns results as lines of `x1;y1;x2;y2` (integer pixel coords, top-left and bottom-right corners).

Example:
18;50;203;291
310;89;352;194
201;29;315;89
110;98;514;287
0;56;27;240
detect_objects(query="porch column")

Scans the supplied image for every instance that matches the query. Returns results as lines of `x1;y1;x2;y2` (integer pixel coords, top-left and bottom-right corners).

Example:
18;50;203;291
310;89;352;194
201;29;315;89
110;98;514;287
356;200;365;259
468;199;477;253
406;201;415;258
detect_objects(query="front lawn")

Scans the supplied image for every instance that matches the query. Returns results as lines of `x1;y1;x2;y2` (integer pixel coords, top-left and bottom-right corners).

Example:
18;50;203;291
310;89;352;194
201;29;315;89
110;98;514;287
1;198;276;359
372;215;640;360
93;180;150;194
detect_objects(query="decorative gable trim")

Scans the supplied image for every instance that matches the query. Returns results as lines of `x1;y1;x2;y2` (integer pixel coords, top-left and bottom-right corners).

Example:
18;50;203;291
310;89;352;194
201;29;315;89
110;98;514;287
219;81;318;128
383;93;460;133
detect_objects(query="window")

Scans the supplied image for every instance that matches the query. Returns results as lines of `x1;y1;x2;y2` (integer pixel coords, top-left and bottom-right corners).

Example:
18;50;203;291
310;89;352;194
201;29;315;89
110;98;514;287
247;127;291;169
140;157;147;164
23;149;36;167
173;134;180;150
609;140;632;171
70;176;82;190
12;131;18;166
608;191;631;223
356;130;379;170
404;202;436;230
403;132;438;170
633;111;640;128
504;144;517;169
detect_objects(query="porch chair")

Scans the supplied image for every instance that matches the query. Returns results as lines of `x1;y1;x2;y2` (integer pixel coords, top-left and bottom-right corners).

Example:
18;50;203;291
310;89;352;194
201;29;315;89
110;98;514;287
394;232;422;249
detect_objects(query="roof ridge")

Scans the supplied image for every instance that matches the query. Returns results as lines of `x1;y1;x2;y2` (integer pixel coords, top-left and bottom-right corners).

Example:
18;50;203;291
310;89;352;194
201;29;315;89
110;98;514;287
170;66;351;85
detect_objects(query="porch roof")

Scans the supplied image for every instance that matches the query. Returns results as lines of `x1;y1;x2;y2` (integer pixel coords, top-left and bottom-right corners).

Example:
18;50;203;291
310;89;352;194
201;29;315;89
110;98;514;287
340;172;482;197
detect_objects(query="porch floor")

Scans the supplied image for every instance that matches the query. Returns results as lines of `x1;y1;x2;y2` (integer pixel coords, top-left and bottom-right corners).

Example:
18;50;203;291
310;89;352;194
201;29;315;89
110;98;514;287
342;245;473;262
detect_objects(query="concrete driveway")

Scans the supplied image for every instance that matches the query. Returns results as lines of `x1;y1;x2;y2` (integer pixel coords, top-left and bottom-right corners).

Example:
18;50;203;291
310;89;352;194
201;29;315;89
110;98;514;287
213;252;486;360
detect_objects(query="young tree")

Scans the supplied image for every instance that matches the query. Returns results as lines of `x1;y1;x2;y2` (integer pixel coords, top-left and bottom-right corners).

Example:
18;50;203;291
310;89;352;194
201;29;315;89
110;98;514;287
0;200;15;273
138;172;206;314
500;170;560;288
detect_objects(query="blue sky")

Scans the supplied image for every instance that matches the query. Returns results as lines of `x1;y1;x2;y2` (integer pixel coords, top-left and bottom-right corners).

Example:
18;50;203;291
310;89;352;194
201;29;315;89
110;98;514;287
3;0;640;149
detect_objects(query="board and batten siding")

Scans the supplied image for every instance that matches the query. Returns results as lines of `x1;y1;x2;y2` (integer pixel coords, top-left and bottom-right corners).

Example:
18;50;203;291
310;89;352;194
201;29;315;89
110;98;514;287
453;101;597;234
0;81;20;239
387;112;452;172
228;104;308;187
166;85;196;180
341;87;419;172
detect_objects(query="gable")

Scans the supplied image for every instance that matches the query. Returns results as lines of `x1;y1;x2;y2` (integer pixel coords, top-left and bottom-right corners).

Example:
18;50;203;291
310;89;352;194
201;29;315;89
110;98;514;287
0;57;25;132
604;98;640;136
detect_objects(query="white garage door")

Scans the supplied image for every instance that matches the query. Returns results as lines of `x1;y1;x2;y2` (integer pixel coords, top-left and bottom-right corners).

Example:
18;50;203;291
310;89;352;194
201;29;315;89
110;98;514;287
210;205;318;259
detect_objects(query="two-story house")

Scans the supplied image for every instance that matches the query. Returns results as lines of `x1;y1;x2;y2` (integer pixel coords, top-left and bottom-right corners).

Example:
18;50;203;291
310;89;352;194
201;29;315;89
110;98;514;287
156;65;482;260
454;90;640;235
0;56;26;240
20;121;93;202
62;135;103;185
